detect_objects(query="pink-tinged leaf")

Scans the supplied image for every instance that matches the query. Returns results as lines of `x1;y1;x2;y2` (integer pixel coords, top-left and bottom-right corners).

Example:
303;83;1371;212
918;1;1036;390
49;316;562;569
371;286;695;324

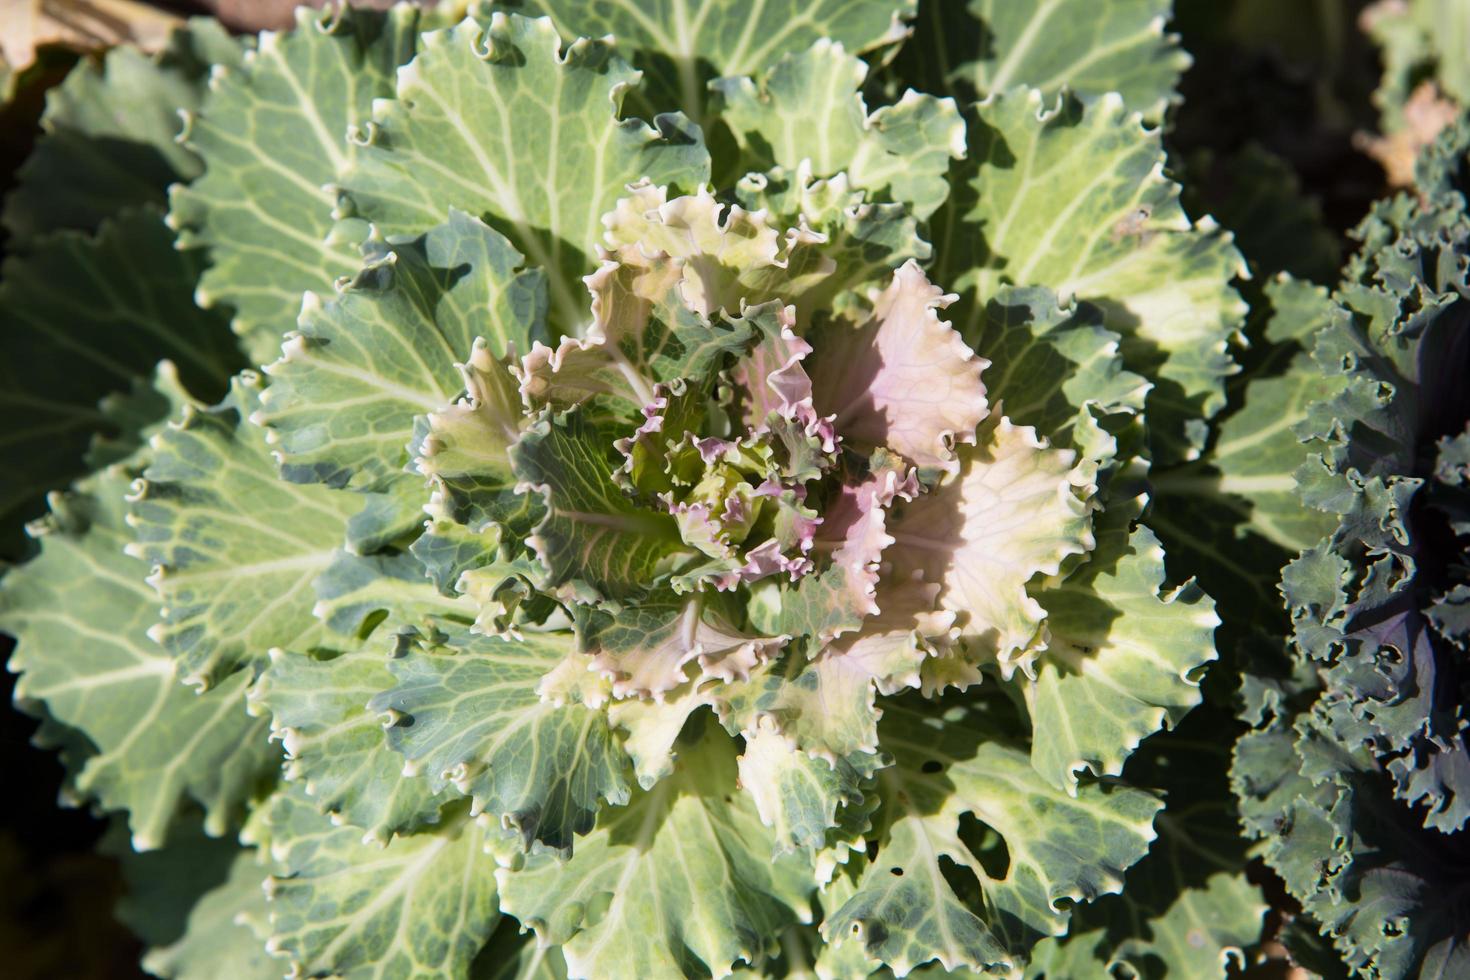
884;416;1096;679
585;595;788;697
826;573;958;697
811;260;989;475
732;303;814;426
785;453;919;639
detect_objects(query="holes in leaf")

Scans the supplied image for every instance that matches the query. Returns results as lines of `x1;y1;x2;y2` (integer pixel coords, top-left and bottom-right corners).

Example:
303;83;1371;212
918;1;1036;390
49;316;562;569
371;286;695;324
865;839;880;861
938;855;982;906
957;813;1010;880
921;759;943;774
889;867;903;877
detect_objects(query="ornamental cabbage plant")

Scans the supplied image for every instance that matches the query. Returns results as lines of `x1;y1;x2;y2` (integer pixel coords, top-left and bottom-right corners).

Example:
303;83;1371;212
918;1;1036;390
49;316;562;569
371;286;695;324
0;3;1246;978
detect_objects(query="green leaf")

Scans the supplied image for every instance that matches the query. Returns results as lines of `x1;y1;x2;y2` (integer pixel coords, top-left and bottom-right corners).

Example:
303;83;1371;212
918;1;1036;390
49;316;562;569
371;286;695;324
264;786;502;980
959;284;1149;460
1151;275;1344;622
128;377;359;687
1026;519;1219;792
718;650;885;777
417;336;545;541
170;4;424;362
507;0;915;121
732;166;931;318
497;720;815;980
368;627;630;855
3;464;277;850
3;20;244;245
823;698;1162;976
737;720;866;854
711;40;964;218
950;0;1188;121
310;549;476;639
343;14;711;333
1026;707;1265;980
510;408;693;601
251;647;457;843
255;210;546;494
0;206;243;557
142;851;278;980
935;88;1246;463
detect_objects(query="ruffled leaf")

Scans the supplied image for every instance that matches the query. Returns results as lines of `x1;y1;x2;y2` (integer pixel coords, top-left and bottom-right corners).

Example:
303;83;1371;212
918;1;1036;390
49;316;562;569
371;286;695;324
263;786;502;980
128;376;359;687
256;210;547;495
3;462;277;850
583;593;786;697
171;4;423;361
343;14;710;331
1027;520;1219;792
3;20;243;244
367;627;630;855
935;0;1189;121
496;721;814;980
935;88;1246;463
510;408;694;601
822;697;1161;976
251;647;456;844
712;40;964;218
809;260;989;476
885;415;1095;678
0;207;243;555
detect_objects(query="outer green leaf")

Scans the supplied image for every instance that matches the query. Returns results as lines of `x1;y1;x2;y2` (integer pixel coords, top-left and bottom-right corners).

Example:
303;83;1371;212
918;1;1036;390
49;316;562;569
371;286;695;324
368;627;630;855
508;0;915;120
1025;708;1265;980
264;787;502;980
718;650;885;776
251;647;457;843
951;0;1188;121
3;20;243;244
128;377;359;687
343;14;711;332
823;698;1162;976
510;408;693;601
960;284;1149;459
170;4;423;362
1026;520;1219;792
497;721;815;980
936;88;1247;463
3;464;276;849
141;851;277;980
311;550;476;639
711;41;964;218
1151;275;1344;621
0;207;243;556
255;210;546;493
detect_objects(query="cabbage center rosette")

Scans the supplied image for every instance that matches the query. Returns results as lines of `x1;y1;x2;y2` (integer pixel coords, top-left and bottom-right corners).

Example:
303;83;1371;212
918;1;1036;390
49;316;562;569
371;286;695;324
426;180;1098;761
